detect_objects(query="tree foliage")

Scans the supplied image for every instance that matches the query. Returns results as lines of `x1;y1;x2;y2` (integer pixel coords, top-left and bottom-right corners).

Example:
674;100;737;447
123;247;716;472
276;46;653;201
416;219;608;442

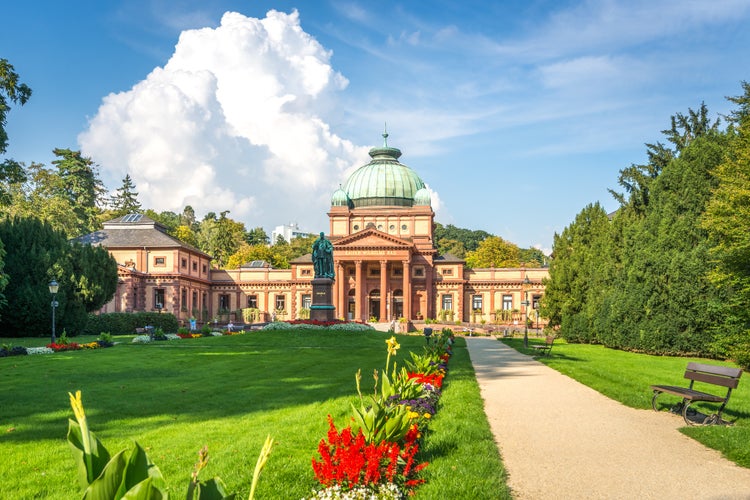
464;236;520;268
2;151;107;237
702;81;750;367
0;216;117;337
197;211;246;268
0;58;32;155
544;91;750;368
110;174;142;217
434;223;490;256
51;148;106;236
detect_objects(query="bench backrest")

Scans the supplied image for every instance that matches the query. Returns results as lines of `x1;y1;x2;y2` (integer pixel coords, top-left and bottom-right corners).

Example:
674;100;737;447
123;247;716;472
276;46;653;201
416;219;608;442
684;362;742;389
545;336;555;345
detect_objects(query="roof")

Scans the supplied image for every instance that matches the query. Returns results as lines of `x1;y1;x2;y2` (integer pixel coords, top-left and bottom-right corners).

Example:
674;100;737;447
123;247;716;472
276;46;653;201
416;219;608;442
435;253;465;263
75;213;211;258
340;132;426;208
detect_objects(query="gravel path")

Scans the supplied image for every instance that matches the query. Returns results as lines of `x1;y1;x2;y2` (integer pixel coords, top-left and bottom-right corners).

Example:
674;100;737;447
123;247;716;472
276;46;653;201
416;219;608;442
465;337;750;500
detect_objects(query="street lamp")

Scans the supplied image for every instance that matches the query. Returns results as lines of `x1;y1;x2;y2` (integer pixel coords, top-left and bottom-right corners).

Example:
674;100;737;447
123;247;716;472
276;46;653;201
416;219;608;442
49;279;59;344
522;275;531;348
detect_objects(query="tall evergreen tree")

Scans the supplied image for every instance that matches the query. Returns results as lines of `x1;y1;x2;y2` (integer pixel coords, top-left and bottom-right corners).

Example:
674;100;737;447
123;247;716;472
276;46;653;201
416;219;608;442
111;174;142;216
541;203;611;343
51;148;106;236
702;82;750;368
0;216;70;336
0;216;117;337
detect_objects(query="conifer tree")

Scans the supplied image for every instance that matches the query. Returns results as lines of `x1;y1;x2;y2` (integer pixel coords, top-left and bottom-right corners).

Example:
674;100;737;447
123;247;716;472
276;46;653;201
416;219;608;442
111;174;142;217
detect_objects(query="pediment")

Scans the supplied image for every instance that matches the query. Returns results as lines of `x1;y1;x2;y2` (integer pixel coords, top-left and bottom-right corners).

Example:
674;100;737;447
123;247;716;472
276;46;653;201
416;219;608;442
334;229;412;250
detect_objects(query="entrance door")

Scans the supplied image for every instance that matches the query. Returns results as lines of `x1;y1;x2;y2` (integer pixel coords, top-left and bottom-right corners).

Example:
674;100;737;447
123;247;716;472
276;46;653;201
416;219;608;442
392;289;403;319
370;300;380;321
369;289;381;321
348;301;355;320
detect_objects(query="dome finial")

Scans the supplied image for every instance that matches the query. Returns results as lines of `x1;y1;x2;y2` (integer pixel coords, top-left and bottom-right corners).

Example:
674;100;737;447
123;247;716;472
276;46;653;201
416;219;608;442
382;122;388;147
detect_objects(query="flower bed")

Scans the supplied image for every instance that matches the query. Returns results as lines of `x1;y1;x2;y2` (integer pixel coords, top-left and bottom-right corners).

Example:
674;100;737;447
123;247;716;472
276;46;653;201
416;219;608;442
305;330;454;499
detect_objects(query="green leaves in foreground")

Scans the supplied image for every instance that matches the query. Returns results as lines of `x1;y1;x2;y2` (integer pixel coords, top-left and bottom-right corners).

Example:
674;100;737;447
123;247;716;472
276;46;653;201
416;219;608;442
66;390;274;500
67;390;167;499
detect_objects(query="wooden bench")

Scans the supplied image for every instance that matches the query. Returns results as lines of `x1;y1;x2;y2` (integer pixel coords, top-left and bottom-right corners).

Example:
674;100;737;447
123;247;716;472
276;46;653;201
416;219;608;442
531;335;555;356
650;362;742;426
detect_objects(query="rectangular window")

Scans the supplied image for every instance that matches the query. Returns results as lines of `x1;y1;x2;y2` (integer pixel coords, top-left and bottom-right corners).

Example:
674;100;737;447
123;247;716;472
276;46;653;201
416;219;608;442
442;268;453;276
532;294;542;309
442;294;453;311
302;294;311;309
413;267;425;277
502;294;513;310
202;264;207;273
154;256;166;266
219;294;231;311
347;267;355;276
180;288;187;310
154;289;165;310
393;267;403;277
472;294;483;311
192;261;198;271
192;291;198;311
247;295;258;308
181;258;187;268
369;267;381;277
301;269;312;276
275;295;286;311
202;292;208;311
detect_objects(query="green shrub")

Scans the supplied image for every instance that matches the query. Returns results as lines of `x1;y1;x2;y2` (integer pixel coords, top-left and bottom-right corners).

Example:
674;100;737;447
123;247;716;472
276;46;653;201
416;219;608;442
83;312;179;335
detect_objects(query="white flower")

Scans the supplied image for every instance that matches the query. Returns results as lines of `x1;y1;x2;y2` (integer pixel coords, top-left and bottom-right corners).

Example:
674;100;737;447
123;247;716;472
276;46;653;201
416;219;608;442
303;483;403;499
132;335;152;344
26;347;54;355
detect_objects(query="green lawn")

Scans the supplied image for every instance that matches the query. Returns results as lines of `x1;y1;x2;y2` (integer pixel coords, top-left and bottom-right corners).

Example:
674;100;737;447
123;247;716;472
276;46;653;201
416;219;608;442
503;336;750;468
1;330;509;499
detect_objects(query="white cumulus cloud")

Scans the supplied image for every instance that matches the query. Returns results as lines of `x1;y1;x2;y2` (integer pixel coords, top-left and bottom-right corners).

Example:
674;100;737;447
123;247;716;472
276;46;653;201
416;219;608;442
79;9;369;233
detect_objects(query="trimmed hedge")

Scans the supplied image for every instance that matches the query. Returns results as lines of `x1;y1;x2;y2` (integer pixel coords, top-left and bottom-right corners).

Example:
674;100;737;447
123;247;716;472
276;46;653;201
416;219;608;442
83;312;179;335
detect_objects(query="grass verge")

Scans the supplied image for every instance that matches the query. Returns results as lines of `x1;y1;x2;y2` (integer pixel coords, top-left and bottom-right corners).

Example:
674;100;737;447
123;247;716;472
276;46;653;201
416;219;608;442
502;336;750;468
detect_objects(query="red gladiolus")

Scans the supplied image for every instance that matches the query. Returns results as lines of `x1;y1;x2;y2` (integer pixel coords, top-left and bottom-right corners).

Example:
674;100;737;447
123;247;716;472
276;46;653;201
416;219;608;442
311;415;427;494
406;372;444;388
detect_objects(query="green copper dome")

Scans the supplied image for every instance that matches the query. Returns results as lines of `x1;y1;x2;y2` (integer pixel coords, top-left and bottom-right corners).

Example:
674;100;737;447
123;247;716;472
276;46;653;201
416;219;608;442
341;132;426;208
331;186;352;207
414;187;431;206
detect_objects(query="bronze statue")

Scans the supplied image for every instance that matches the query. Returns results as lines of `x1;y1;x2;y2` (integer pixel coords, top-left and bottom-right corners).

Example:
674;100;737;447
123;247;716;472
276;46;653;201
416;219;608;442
312;232;335;280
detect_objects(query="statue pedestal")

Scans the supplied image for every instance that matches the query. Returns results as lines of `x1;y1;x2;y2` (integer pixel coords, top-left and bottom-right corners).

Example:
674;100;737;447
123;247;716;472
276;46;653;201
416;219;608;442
310;278;336;322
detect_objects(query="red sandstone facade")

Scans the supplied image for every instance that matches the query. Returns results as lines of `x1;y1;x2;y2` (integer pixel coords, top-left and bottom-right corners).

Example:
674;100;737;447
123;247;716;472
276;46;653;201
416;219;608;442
90;137;548;328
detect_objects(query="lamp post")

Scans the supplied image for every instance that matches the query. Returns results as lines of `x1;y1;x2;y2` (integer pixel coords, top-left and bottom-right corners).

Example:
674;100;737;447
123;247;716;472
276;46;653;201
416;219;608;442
49;279;59;344
522;275;531;348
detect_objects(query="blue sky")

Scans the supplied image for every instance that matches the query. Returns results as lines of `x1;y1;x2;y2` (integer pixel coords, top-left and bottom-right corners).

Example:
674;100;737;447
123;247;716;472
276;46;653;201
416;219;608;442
3;1;750;253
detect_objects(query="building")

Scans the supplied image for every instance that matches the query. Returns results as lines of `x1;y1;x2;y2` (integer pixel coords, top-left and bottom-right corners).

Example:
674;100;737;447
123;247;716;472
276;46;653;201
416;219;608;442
87;134;548;327
270;222;310;244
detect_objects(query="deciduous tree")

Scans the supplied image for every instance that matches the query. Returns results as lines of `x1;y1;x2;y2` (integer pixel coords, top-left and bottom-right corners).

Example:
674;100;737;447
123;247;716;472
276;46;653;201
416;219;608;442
465;236;520;268
0;59;32;154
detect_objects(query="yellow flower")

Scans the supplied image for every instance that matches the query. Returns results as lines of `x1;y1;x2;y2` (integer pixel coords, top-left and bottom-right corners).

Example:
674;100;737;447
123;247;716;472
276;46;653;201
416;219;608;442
423;413;432;419
408;411;420;420
68;390;85;423
385;336;400;356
